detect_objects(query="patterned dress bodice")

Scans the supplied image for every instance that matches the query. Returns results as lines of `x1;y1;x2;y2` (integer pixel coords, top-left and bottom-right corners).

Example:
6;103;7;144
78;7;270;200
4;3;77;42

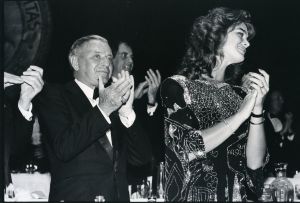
161;75;265;202
173;75;243;129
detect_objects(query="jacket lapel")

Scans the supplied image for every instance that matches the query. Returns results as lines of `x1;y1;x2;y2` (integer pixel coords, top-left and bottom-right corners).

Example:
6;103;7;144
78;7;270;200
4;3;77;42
98;136;113;161
110;113;122;162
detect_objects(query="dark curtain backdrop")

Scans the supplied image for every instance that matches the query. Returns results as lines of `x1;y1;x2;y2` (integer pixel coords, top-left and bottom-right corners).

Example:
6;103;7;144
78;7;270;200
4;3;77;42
43;0;300;125
2;1;300;199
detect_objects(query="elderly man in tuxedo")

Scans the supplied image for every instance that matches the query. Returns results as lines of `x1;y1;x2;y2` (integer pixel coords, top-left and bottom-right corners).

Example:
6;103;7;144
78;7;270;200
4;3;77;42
3;66;44;197
37;35;152;201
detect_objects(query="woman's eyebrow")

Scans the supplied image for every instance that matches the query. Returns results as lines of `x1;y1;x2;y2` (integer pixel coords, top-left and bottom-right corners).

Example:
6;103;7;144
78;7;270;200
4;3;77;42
237;27;247;34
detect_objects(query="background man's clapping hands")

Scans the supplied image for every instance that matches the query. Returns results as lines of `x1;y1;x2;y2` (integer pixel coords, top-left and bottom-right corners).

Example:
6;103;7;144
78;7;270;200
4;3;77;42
4;65;44;111
134;69;161;105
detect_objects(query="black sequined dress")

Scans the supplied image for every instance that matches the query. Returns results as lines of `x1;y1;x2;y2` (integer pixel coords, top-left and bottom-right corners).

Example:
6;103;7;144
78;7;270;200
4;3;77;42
160;75;268;202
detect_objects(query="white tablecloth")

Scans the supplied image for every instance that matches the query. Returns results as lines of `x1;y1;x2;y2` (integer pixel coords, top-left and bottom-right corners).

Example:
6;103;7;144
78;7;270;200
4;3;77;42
130;198;164;202
5;172;51;202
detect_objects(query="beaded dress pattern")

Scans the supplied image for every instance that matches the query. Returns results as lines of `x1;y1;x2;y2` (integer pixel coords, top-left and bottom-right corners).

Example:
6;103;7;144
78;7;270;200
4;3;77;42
161;75;267;202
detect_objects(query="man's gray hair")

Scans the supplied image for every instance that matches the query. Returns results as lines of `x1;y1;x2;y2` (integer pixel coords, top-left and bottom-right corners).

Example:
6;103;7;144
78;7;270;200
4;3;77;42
68;35;107;66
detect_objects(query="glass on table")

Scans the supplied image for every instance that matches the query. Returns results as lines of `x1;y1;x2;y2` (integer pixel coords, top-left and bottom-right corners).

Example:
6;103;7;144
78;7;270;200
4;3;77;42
258;184;273;202
94;195;105;202
271;163;294;202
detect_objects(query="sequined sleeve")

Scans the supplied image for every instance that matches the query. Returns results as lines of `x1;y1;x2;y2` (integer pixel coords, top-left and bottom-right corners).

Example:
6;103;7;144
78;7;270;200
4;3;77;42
160;77;187;110
161;76;206;160
244;166;264;198
165;117;206;162
245;149;270;197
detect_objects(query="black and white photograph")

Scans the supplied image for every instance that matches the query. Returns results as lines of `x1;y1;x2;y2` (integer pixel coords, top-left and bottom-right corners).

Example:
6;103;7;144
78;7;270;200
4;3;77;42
2;0;300;201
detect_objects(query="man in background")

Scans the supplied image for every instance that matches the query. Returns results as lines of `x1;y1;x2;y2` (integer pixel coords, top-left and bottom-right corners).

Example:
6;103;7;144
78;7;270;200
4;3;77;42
111;40;164;194
4;66;44;197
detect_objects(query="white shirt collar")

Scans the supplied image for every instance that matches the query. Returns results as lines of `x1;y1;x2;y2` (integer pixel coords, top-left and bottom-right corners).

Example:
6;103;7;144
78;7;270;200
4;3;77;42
74;79;95;100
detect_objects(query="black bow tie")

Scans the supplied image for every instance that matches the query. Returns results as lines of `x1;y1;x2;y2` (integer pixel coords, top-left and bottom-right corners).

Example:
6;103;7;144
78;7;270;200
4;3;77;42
93;88;99;99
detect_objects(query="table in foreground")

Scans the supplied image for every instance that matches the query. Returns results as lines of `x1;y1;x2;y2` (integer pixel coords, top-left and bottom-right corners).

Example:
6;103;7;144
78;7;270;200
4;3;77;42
130;198;164;202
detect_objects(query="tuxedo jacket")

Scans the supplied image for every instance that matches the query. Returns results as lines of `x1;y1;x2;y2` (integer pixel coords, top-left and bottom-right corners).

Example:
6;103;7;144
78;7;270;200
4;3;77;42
36;81;152;201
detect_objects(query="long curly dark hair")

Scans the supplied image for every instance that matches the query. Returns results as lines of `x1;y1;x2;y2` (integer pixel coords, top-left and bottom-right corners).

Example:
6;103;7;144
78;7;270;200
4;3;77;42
178;7;255;80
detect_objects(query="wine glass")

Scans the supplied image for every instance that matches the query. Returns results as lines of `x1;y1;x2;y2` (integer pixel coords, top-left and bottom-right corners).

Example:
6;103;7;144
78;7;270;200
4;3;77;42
259;184;273;202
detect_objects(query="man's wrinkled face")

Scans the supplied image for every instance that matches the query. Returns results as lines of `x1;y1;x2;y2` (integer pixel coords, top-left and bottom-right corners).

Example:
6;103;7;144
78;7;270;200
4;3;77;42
112;43;133;77
74;39;113;88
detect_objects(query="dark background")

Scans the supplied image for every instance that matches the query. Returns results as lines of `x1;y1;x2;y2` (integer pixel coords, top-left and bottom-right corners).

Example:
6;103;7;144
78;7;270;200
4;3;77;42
43;0;300;117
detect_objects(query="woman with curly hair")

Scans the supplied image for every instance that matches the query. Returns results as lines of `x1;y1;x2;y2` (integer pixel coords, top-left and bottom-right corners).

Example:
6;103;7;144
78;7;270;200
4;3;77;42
161;7;269;201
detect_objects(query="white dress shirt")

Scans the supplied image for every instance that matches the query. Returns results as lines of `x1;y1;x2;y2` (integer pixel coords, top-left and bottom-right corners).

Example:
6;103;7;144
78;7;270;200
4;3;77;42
75;79;136;146
18;102;33;121
147;102;158;116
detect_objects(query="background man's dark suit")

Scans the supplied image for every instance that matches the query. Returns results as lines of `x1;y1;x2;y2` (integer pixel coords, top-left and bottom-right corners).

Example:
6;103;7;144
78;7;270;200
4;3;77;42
127;95;164;187
37;81;152;201
4;86;33;187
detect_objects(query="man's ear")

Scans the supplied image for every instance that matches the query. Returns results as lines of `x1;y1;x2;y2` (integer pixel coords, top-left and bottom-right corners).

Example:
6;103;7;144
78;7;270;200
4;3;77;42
70;55;79;71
